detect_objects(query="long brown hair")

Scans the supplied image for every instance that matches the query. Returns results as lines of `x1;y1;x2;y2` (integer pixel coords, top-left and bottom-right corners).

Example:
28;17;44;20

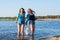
28;8;35;14
19;8;25;13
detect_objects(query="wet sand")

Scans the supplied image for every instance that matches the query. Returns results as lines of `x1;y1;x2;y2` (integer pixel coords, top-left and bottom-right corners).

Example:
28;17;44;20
17;35;60;40
41;36;60;40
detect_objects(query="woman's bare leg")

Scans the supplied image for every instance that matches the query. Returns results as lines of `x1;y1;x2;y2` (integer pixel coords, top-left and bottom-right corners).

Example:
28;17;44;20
17;35;21;40
30;24;35;35
21;24;24;35
18;25;21;36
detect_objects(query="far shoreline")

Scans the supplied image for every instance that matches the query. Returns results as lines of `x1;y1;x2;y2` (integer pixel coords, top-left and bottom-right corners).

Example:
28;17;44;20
37;19;60;21
0;19;60;21
0;15;60;21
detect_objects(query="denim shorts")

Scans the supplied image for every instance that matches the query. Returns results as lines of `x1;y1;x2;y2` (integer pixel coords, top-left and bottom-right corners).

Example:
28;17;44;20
29;20;35;25
18;21;25;25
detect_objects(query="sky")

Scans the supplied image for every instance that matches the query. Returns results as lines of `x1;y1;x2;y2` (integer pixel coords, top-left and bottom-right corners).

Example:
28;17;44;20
0;0;60;17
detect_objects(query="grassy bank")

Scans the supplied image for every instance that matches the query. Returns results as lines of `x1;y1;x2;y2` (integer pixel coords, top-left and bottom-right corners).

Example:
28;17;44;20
0;17;16;21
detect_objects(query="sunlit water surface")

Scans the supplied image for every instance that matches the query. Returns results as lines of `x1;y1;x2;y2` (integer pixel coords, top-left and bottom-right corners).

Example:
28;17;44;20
0;21;60;40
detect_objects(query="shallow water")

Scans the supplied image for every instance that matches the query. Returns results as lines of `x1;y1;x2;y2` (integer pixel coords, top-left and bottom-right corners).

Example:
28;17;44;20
0;21;60;40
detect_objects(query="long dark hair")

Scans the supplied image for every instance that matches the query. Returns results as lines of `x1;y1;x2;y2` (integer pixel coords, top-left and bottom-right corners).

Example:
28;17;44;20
19;8;25;13
28;8;35;14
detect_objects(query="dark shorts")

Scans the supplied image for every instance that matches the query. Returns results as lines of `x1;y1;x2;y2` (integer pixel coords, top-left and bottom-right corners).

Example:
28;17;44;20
29;20;35;25
18;21;25;25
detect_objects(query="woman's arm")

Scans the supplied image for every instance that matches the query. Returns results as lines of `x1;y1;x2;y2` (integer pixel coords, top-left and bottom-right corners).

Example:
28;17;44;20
26;14;29;25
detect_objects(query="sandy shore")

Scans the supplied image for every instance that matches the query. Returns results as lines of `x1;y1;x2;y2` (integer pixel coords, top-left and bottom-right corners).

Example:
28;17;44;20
41;36;60;40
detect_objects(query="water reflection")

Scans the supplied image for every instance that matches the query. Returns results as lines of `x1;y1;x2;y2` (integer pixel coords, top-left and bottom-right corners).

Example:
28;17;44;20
17;35;34;40
30;35;34;40
17;35;24;40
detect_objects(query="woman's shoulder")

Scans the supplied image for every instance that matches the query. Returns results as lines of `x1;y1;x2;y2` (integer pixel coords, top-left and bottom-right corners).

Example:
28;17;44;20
30;14;34;16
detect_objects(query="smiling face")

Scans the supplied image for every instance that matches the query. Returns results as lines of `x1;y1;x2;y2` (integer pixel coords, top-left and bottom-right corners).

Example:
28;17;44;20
19;8;25;14
20;9;24;14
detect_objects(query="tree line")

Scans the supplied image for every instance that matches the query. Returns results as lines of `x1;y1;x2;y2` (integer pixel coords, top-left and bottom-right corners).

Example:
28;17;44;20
0;15;60;21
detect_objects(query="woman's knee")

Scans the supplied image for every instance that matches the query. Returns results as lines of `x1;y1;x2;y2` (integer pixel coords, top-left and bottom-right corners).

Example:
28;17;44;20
18;25;21;30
